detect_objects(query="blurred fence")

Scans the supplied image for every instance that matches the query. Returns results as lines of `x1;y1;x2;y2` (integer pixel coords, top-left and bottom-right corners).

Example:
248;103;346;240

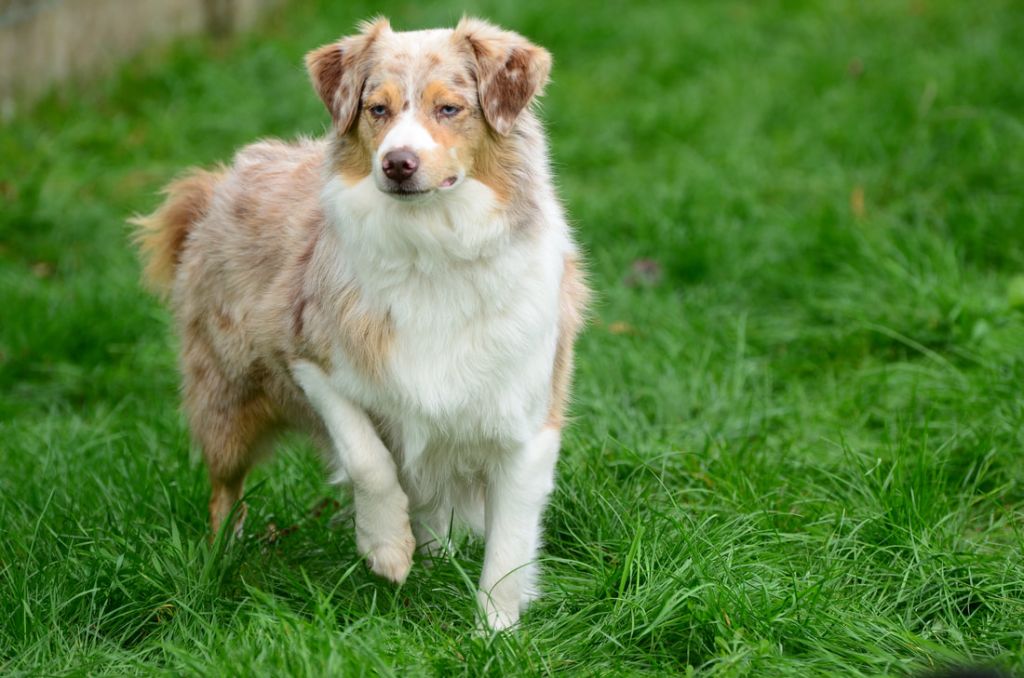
0;0;282;118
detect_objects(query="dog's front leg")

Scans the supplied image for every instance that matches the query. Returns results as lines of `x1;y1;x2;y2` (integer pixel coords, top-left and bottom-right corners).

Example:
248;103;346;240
478;426;562;630
292;361;415;583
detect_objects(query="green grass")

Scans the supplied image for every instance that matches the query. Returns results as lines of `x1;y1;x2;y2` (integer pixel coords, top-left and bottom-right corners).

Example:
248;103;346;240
2;0;1023;674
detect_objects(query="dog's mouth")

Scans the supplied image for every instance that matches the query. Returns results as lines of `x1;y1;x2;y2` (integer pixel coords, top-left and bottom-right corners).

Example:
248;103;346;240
383;175;461;199
387;187;431;197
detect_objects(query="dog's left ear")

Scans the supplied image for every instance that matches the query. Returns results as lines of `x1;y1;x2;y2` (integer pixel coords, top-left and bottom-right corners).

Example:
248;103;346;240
306;18;390;132
453;17;552;136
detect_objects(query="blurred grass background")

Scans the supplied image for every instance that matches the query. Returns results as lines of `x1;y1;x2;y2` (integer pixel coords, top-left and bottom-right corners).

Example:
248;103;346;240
1;0;1023;675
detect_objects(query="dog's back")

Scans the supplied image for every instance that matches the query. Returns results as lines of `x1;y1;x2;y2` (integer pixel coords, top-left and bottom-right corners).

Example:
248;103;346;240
136;138;324;301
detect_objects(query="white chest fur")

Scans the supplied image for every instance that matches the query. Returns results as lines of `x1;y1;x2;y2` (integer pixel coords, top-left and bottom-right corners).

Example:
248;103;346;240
320;177;568;458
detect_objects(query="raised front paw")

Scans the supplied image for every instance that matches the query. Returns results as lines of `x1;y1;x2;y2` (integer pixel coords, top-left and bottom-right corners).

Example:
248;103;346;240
354;493;416;584
362;532;416;584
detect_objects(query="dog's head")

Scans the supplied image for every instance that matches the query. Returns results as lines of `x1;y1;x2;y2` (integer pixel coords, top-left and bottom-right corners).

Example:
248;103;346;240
306;17;551;202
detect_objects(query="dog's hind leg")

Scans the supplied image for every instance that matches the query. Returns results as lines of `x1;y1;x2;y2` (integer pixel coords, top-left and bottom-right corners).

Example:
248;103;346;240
195;393;275;540
183;347;276;541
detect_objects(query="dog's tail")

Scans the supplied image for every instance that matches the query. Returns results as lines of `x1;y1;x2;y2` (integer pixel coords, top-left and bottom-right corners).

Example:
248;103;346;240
130;168;223;295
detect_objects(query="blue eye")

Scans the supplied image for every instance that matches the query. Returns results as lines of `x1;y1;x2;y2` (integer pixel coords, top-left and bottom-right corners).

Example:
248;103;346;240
368;104;389;118
438;105;461;118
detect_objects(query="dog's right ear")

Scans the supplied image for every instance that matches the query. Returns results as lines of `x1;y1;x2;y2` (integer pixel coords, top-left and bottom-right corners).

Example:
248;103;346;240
305;18;390;132
453;17;552;137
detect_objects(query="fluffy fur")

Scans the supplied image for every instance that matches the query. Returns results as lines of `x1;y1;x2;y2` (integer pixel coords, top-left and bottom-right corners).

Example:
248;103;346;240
132;16;589;630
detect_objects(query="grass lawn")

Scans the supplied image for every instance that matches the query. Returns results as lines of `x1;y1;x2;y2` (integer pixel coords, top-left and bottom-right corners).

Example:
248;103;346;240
2;0;1023;674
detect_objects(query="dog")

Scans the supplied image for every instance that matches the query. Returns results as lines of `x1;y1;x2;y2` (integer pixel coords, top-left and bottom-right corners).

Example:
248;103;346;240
132;16;589;630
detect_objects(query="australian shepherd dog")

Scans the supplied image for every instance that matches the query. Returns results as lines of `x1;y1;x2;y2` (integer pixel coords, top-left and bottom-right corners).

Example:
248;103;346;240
133;16;589;630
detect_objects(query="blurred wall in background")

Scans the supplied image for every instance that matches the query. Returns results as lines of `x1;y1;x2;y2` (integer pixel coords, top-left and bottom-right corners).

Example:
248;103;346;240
0;0;283;118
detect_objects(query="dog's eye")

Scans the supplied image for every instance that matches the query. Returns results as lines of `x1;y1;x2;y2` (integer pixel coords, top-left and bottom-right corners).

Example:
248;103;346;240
368;104;389;118
437;105;462;118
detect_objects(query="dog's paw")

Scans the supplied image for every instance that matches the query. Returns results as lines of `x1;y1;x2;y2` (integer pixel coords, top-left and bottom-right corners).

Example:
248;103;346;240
353;486;415;584
231;501;249;539
207;501;248;546
355;498;415;584
363;530;416;584
477;590;520;632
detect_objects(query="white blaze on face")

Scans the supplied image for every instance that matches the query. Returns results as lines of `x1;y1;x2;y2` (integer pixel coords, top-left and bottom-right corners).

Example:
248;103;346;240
377;110;439;161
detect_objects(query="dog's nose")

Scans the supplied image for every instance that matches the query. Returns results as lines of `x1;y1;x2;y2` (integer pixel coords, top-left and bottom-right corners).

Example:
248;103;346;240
382;149;419;181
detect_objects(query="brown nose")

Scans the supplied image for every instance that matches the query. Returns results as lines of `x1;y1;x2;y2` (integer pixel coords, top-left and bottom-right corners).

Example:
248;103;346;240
382;149;419;181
